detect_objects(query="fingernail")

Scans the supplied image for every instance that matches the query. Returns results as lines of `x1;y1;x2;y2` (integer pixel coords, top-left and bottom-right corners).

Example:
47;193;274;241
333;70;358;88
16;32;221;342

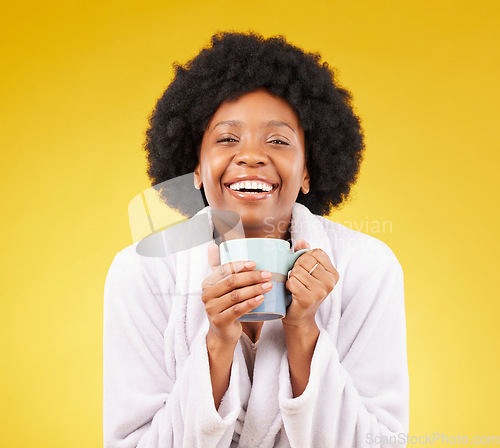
255;294;265;302
261;271;272;279
262;282;272;290
245;261;256;269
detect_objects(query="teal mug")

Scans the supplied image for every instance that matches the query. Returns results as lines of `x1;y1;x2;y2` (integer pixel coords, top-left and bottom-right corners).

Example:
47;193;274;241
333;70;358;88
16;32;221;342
219;238;309;321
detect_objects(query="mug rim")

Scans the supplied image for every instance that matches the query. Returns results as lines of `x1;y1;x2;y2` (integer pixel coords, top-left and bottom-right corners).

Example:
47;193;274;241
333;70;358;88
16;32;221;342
219;237;291;248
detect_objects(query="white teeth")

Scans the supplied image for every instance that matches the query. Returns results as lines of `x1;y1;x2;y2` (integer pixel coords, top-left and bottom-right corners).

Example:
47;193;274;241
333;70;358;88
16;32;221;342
228;181;274;192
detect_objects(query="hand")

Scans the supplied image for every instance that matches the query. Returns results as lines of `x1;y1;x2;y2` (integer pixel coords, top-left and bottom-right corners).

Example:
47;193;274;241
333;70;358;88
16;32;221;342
201;242;273;346
283;239;339;329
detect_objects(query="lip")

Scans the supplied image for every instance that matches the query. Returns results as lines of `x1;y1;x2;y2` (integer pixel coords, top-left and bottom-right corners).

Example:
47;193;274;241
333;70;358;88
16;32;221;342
223;176;279;202
224;175;279;188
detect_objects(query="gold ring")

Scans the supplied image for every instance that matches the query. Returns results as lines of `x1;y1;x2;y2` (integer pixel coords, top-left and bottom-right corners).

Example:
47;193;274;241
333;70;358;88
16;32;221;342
308;263;319;275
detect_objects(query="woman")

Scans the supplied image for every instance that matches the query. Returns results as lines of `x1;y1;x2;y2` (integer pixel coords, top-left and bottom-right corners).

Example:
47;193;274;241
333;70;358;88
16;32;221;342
104;32;409;447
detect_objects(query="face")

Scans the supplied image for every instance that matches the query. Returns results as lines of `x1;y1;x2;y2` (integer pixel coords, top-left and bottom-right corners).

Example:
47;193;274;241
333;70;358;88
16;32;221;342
194;89;310;239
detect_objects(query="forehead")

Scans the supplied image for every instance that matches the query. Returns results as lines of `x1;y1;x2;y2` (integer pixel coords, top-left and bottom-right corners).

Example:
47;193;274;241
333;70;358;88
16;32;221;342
206;89;302;131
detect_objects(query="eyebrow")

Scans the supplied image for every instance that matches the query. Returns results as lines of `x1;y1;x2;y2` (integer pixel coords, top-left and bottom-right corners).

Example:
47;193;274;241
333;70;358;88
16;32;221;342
212;120;296;134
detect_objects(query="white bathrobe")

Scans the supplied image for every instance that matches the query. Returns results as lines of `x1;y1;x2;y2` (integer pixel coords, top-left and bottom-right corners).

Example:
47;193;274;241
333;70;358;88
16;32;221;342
103;203;409;448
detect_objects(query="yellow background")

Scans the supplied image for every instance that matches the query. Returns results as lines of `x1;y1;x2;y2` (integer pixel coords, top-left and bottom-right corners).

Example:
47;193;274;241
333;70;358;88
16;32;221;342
1;0;499;446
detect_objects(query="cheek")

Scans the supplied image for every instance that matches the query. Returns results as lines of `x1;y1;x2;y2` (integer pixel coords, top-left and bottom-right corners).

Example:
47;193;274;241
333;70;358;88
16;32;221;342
284;164;307;187
199;159;227;192
203;162;222;181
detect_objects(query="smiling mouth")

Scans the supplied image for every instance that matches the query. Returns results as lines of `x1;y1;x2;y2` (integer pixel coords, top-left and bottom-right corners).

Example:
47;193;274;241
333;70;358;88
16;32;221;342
225;180;278;193
224;180;279;201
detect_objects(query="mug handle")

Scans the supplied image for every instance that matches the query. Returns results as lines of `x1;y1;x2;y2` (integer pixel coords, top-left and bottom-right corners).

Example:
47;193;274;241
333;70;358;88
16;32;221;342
288;248;309;270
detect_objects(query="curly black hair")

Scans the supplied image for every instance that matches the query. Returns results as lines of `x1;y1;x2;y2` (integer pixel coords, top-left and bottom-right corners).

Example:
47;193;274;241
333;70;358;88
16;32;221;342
144;31;364;217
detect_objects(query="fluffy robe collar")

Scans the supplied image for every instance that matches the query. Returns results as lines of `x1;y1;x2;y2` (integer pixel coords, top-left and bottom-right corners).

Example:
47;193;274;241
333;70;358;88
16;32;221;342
166;202;340;446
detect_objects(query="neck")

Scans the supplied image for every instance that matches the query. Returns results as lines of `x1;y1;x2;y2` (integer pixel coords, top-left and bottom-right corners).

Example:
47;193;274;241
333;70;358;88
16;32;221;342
212;212;293;241
243;225;291;240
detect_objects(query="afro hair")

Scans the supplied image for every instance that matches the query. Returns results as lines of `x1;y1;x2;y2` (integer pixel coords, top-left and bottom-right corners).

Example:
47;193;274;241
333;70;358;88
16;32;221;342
144;31;364;216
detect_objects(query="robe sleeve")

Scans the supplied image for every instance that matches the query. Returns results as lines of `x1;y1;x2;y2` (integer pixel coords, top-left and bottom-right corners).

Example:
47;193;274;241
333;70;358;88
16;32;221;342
103;248;243;448
278;249;409;448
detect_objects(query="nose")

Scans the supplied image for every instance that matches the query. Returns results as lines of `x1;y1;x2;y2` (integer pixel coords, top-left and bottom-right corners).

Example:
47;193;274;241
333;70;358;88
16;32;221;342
233;141;269;166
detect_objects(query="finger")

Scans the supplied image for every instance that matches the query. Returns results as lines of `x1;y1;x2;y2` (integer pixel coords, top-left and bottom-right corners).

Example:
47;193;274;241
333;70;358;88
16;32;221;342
293;255;322;277
293;238;310;251
286;274;311;300
208;244;257;274
310;250;336;274
215;293;266;326
290;263;327;289
207;242;221;270
290;251;317;272
208;269;272;304
294;249;336;275
289;263;337;299
216;260;258;279
288;264;316;292
202;260;258;290
220;278;273;305
206;280;270;317
207;243;256;276
202;264;269;295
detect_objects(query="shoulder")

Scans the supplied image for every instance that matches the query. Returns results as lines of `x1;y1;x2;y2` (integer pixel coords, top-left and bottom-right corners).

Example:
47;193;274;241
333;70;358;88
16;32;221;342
107;242;142;273
314;215;403;280
107;242;156;278
292;202;401;272
313;216;405;319
104;241;176;301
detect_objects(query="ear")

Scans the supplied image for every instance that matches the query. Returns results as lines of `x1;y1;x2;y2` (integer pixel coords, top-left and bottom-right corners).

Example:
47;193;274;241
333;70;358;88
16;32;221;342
194;163;202;190
301;165;310;194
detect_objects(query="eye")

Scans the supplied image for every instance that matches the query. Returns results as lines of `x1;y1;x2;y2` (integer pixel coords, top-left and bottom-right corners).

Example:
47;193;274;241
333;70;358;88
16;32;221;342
269;139;289;146
217;137;238;143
